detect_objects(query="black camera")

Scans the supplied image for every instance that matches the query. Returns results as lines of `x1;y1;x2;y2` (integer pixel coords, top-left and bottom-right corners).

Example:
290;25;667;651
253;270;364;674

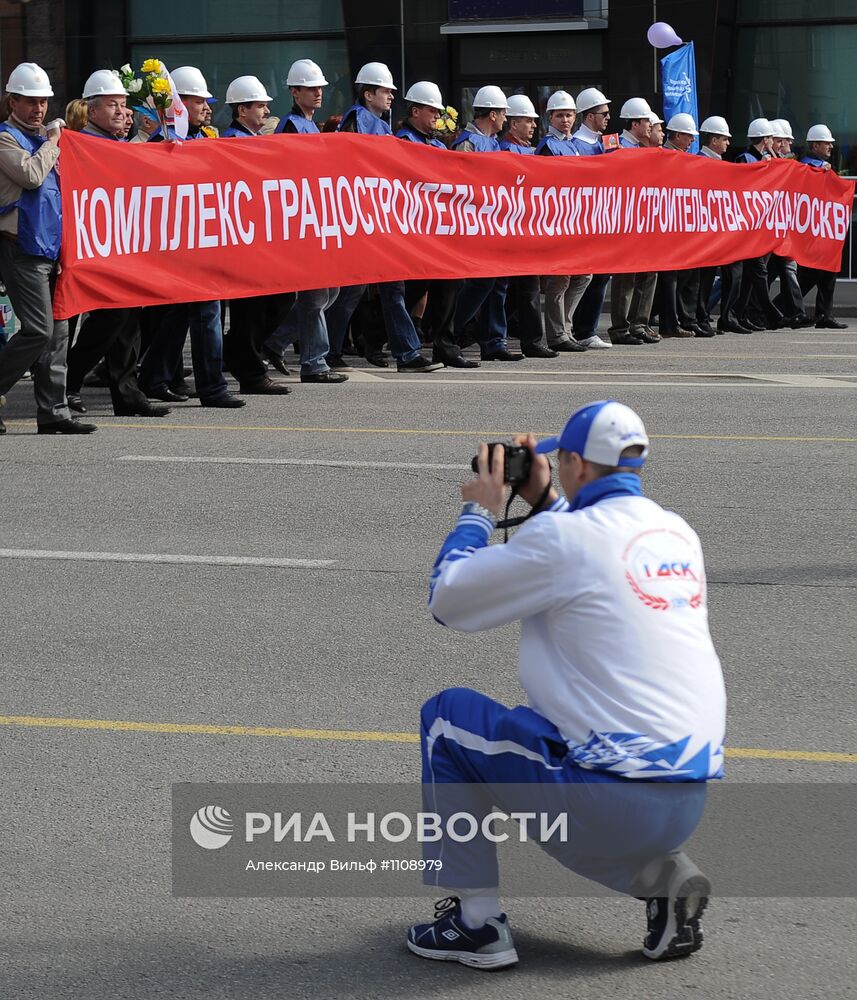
471;443;533;485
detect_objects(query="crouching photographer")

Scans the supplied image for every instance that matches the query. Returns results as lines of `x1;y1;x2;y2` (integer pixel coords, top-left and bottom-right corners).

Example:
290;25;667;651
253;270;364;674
407;400;726;971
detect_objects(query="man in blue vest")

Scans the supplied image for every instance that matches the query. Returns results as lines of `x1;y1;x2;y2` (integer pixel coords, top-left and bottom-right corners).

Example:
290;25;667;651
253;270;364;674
451;86;523;362
534;91;590;355
495;94;556;358
733;118;784;332
394;81;478;368
259;62;347;383
608;98;661;346
0;62;95;435
65;70;172;419
138;66;245;407
331;63;442;373
217;75;296;393
568;88;613;351
793;125;847;329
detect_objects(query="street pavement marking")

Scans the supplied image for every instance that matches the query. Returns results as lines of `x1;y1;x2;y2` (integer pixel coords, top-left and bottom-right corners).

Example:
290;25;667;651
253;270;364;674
0;549;333;569
0;714;854;763
52;424;857;443
117;456;470;471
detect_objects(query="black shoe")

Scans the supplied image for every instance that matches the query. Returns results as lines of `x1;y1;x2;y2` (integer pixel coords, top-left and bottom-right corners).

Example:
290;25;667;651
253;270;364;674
67;393;87;413
148;387;190;403
397;356;444;373
366;352;389;368
114;402;171;417
551;338;588;353
481;349;524;362
38;418;97;434
0;415;5;435
611;334;644;345
521;344;559;358
788;314;815;329
300;370;349;383
695;325;716;338
718;321;752;334
742;319;765;332
643;872;709;961
638;328;661;343
326;354;354;371
170;380;192;395
435;354;480;369
239;376;292;395
261;344;292;376
816;317;848;329
200;393;246;407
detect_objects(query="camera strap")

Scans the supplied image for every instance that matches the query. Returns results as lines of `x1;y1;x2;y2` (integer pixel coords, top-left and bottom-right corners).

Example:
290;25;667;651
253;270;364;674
496;481;554;542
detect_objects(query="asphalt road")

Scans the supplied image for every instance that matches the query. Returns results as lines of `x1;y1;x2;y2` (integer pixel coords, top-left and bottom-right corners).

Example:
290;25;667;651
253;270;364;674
2;320;856;999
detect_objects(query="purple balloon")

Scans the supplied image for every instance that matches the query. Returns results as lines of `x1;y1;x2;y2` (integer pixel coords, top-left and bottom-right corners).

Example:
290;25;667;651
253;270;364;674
647;22;683;48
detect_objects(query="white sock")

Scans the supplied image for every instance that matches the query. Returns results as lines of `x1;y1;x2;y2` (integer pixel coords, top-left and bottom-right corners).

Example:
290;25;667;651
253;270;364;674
460;894;502;930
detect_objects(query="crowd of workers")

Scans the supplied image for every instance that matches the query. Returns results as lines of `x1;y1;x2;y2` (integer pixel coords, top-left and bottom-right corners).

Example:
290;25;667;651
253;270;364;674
0;57;847;435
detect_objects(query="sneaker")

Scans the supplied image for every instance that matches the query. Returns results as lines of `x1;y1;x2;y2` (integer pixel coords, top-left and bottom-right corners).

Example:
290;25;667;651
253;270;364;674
407;897;519;970
576;335;612;350
643;869;710;961
397;356;445;373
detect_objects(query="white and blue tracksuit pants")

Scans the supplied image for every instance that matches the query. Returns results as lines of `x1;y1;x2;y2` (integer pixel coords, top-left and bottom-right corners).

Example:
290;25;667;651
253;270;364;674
421;687;707;896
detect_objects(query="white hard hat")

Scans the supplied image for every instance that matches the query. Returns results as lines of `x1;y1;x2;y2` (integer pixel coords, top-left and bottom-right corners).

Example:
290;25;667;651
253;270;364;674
506;94;538;118
770;118;793;141
576;87;610;113
403;81;444;111
747;117;773;138
666;112;699;136
82;69;126;99
546;90;576;113
769;119;789;139
806;123;835;143
619;97;652;120
6;62;53;98
355;62;396;90
699;115;731;137
472;85;509;110
171;66;212;99
287;59;328;88
225;76;273;104
648;111;664;125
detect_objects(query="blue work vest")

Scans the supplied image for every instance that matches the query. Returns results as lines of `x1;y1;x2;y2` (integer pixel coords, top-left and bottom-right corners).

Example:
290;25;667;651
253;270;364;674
338;104;392;136
148;126;206;142
569;134;603;156
535;134;578;156
395;124;446;149
0;123;61;260
221;123;257;138
498;139;534;155
801;156;828;169
451;129;498;152
619;136;640;149
276;114;319;135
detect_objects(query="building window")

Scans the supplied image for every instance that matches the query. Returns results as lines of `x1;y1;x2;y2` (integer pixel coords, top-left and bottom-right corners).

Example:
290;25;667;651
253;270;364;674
129;0;344;37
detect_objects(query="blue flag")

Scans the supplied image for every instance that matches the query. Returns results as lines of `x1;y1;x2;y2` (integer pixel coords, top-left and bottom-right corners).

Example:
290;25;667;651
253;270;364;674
661;42;699;153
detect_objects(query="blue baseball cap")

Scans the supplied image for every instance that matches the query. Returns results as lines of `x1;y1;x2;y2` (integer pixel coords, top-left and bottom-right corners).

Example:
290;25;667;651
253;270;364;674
535;400;649;468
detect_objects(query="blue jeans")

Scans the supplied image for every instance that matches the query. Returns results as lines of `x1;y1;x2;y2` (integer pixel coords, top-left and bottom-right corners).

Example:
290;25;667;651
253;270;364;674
454;278;508;356
572;273;610;341
420;687;707;896
377;281;422;363
139;299;228;402
266;287;338;374
325;284;366;356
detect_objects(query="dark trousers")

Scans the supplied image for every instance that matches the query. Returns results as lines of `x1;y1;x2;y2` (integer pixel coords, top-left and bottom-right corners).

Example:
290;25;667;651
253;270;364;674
405;279;462;361
658;270;698;332
717;262;743;328
225;294;293;384
795;266;836;319
572;273;610;341
768;255;804;319
67;307;148;412
505;275;545;348
697;268;717;325
738;255;783;326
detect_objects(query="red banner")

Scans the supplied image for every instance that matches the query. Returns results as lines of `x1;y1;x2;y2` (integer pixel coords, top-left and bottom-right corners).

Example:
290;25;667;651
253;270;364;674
53;130;855;320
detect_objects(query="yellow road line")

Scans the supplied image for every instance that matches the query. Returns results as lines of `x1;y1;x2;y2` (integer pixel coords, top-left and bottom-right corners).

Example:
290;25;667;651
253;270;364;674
1;714;854;763
5;422;857;443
